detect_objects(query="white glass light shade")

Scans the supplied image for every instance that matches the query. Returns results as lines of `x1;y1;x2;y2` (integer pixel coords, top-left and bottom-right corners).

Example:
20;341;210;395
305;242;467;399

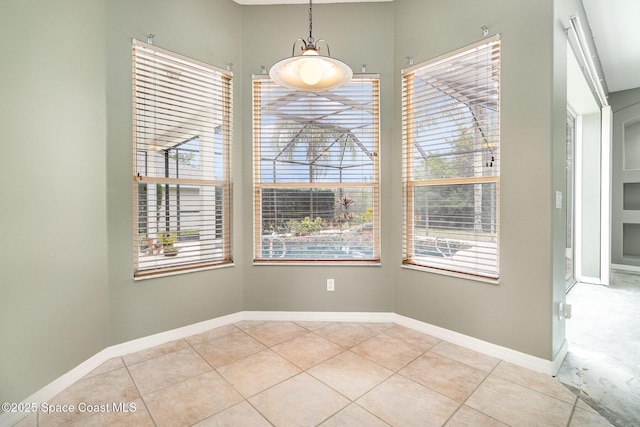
269;49;353;92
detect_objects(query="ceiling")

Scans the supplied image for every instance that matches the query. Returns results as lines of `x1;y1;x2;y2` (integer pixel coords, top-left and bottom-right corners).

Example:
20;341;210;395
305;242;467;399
233;0;639;93
582;0;640;93
233;0;391;3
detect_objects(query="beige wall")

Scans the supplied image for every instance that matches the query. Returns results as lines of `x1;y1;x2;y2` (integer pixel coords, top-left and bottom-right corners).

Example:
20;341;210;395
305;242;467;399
2;0;583;406
393;0;559;359
240;0;575;361
105;0;245;345
240;2;395;313
0;0;109;405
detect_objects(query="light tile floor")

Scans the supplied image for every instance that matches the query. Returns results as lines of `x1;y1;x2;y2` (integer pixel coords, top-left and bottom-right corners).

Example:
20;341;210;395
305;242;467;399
14;321;613;427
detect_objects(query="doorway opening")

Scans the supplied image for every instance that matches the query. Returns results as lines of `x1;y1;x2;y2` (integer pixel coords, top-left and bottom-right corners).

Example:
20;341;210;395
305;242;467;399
556;32;640;425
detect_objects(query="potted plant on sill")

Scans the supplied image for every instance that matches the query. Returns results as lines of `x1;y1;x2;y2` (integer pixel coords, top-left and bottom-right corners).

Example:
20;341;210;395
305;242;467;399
159;231;180;257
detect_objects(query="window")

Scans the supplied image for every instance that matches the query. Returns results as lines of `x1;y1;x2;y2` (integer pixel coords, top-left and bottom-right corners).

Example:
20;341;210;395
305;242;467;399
253;76;380;263
133;39;232;277
402;36;500;279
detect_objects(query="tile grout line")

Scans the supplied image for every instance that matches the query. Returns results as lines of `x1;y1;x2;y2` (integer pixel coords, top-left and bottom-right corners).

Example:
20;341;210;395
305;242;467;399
474;361;582;426
442;358;505;427
302;324;394;427
565;398;579;427
195;325;309;425
234;324;336;426
388;338;496;425
185;327;275;425
280;322;461;426
345;325;430;427
121;356;159;427
333;324;452;425
251;322;393;426
29;320;610;427
125;337;227;426
490;362;582;410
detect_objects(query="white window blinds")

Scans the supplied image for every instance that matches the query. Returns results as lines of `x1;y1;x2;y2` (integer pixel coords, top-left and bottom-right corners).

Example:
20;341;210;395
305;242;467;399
402;36;500;279
253;76;380;263
132;39;233;277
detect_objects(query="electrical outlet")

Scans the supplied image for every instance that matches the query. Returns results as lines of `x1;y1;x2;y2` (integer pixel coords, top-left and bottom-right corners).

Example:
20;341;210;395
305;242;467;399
327;278;335;292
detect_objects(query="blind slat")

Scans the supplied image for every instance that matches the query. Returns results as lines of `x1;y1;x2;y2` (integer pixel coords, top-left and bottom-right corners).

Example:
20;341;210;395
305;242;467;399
133;41;233;277
402;37;501;279
253;77;380;263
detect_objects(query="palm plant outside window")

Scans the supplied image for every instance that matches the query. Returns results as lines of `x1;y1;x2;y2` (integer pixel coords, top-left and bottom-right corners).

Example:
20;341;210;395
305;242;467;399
402;36;501;279
253;76;380;263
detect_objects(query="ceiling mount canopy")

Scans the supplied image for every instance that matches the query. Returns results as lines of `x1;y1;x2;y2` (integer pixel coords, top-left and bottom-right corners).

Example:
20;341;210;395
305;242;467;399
269;0;353;92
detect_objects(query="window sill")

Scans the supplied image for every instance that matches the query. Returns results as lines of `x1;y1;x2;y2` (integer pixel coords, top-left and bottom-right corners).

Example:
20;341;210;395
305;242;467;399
253;260;381;267
134;262;235;281
401;262;499;285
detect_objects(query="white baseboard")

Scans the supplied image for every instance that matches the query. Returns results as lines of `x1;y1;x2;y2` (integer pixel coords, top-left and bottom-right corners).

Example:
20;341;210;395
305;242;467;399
392;314;556;375
579;276;603;285
0;346;118;426
1;310;557;426
242;311;395;323
551;339;569;376
106;312;244;358
0;312;243;427
611;263;640;273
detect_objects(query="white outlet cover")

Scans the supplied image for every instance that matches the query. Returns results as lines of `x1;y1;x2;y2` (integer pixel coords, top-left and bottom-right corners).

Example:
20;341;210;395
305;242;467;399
327;279;335;291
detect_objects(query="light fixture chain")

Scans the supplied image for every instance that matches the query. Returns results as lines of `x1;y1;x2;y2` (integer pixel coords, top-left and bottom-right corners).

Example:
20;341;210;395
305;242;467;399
308;0;314;45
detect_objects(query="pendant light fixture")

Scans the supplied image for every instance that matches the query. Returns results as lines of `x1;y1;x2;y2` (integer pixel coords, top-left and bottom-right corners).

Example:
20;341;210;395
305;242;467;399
269;0;353;92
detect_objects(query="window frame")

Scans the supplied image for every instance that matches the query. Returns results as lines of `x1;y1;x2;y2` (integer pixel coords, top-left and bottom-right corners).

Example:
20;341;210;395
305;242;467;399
402;35;501;281
252;75;381;265
132;39;233;278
